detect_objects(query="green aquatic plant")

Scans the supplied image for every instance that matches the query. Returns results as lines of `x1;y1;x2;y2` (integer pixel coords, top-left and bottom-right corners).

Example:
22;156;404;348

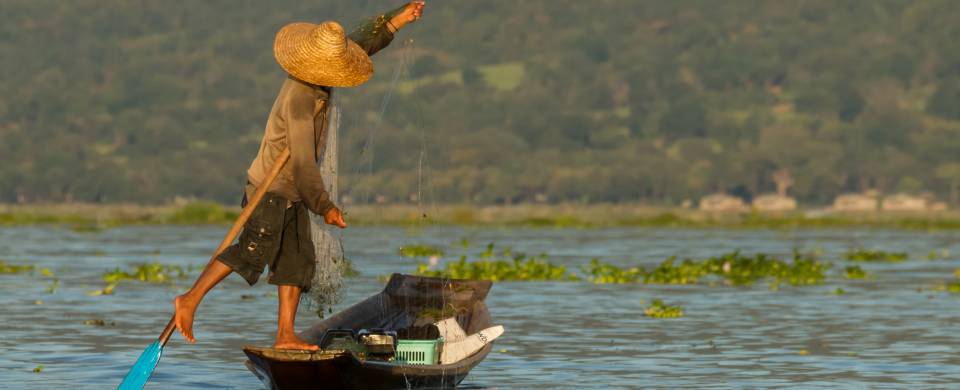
102;263;186;284
643;299;684;318
936;281;960;293
83;319;115;326
46;278;60;294
415;256;573;281
0;260;34;274
91;263;188;296
88;282;117;296
415;245;575;281
844;249;908;262
642;257;709;285
644;251;829;287
399;244;445;258
415;249;831;287
933;268;960;293
581;258;643;284
844;265;868;279
341;258;360;278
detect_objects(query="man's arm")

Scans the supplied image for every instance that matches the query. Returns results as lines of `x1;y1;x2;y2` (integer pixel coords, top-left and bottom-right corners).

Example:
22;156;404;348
285;92;335;217
348;1;425;56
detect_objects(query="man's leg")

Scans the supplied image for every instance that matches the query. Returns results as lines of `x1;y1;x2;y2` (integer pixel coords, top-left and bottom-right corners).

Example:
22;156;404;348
274;285;320;350
173;259;233;343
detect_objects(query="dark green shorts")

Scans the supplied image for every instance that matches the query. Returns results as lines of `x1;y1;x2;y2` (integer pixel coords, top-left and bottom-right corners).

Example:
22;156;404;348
217;192;315;291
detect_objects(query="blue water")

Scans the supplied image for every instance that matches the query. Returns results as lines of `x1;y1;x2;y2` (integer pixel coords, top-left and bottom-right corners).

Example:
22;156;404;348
1;226;960;388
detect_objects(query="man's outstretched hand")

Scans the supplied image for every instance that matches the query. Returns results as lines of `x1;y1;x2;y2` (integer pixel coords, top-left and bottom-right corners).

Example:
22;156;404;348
389;1;426;32
324;207;347;228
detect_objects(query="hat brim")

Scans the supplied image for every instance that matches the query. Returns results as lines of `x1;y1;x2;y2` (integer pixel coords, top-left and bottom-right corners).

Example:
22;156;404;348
274;22;373;88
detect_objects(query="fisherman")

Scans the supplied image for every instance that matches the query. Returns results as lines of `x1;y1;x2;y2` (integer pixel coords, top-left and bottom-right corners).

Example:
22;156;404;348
172;2;426;350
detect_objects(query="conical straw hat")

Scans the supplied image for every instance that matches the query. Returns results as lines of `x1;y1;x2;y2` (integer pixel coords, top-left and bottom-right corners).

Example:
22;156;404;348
273;21;373;87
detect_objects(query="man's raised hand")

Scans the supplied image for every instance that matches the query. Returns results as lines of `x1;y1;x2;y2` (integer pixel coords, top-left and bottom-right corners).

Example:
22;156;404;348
389;1;426;31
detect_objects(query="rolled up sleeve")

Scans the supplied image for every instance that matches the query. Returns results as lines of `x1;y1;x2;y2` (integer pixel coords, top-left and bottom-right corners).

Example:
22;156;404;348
348;13;396;56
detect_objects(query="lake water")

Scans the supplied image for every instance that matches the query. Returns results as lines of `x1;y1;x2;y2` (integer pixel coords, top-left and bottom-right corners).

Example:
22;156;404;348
2;226;960;389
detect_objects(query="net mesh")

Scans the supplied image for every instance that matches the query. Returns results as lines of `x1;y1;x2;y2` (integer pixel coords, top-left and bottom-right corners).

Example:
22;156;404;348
305;95;346;313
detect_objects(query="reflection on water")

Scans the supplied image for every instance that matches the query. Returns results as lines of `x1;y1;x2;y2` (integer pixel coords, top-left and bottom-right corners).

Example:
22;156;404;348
2;226;960;388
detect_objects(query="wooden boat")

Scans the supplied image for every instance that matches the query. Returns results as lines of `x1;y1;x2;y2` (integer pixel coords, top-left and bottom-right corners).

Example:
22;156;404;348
243;274;496;390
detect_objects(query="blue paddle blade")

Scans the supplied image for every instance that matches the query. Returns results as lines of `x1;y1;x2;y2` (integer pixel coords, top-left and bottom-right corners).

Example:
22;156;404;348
118;339;164;390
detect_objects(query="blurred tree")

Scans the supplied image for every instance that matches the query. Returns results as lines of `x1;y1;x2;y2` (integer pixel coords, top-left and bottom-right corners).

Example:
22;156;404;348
936;163;960;205
659;97;707;139
928;78;960;120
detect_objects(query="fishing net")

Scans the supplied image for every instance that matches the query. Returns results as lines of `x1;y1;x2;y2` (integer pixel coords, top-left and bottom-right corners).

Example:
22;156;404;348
304;3;421;316
305;95;346;313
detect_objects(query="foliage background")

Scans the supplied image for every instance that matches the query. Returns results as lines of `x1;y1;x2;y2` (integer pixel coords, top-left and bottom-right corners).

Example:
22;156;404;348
2;0;960;205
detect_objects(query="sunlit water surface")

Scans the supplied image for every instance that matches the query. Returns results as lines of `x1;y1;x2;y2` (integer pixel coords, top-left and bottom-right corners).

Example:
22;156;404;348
2;226;960;389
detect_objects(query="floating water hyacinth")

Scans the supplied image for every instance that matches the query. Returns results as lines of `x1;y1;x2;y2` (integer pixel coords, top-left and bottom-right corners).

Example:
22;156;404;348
416;255;574;281
844;265;868;279
933;268;960;293
585;251;829;287
844;249;908;262
102;263;186;284
46;279;60;294
942;283;960;293
927;249;950;260
83;319;115;326
409;244;960;289
90;263;188;296
399;244;445;258
644;299;684;318
581;259;643;284
88;283;116;296
340;258;361;278
415;244;574;281
0;260;34;274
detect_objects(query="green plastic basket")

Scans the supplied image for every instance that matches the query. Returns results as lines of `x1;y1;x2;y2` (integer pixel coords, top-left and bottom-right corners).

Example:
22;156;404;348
395;338;442;365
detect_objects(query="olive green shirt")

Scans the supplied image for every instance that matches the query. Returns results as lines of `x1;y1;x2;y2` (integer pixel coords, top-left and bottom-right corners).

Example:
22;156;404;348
246;15;395;215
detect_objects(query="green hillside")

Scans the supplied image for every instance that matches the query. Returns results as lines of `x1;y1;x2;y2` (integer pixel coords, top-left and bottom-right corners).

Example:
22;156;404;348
2;0;960;205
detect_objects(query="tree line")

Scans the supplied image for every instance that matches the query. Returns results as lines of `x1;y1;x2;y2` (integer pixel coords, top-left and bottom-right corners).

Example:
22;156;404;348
2;0;960;206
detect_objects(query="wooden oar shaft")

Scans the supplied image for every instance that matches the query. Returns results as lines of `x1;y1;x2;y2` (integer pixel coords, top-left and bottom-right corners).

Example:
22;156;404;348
159;147;292;345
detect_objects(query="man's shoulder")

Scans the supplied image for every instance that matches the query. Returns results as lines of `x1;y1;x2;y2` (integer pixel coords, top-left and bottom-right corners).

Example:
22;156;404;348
282;77;330;99
277;78;324;113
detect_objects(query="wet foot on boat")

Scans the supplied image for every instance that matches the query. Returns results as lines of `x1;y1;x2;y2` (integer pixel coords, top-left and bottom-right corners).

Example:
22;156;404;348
274;334;320;351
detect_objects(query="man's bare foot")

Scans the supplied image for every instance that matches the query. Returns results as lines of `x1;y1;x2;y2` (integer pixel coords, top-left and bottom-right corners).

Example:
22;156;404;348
173;293;200;343
274;333;320;351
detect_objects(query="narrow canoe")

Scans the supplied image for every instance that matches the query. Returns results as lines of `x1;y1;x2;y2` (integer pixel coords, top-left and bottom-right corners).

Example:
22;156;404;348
243;274;495;390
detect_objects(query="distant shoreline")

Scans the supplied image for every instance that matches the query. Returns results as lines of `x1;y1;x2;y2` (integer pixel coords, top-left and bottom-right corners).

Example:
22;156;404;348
3;202;960;230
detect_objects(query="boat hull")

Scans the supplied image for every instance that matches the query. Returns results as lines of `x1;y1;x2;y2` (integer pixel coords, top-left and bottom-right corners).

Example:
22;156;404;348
244;274;495;390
